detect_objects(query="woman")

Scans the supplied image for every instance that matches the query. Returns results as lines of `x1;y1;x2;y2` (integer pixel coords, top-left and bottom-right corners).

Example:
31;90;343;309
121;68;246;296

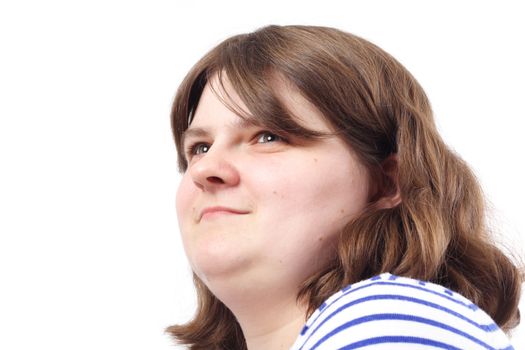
165;25;522;349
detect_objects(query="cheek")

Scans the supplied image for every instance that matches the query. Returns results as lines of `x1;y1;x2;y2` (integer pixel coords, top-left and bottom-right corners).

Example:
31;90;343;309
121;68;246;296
175;174;207;273
176;174;195;220
175;174;199;248
256;158;368;223
252;156;369;260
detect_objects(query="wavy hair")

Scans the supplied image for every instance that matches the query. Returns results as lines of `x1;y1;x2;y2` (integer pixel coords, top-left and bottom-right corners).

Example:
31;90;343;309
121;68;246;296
165;25;522;349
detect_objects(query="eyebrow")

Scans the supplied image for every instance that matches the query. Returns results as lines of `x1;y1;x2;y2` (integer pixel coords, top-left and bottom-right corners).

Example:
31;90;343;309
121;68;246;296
181;118;260;146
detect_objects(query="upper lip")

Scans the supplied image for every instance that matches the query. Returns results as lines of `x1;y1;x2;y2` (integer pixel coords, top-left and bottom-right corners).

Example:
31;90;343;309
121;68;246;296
199;206;250;220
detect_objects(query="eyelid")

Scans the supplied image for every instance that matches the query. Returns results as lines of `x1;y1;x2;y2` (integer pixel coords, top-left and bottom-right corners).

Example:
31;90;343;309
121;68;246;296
183;129;289;161
184;140;209;160
254;130;288;144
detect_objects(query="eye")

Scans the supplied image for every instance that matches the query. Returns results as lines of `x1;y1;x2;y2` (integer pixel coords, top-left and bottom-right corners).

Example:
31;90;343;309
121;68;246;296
184;131;287;162
255;131;285;144
185;142;210;159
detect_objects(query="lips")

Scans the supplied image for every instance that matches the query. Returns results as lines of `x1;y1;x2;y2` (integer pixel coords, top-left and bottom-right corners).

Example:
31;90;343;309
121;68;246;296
199;206;250;221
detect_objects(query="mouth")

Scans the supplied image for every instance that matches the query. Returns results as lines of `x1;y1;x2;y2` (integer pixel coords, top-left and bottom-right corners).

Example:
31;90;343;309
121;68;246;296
199;206;250;221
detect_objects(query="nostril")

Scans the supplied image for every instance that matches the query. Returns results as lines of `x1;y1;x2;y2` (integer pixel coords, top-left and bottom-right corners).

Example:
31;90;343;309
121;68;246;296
207;176;224;184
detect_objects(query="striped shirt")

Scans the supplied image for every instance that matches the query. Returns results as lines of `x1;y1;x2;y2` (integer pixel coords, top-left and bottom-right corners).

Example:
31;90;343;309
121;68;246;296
290;273;514;350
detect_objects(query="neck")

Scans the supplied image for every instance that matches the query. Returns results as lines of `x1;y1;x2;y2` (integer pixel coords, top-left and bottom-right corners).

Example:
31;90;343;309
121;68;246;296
214;282;308;350
238;295;307;350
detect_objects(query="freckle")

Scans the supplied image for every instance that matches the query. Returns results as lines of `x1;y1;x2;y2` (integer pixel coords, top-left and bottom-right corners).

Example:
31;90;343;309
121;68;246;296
313;158;318;162
278;259;283;264
340;209;345;213
273;191;277;195
318;237;323;241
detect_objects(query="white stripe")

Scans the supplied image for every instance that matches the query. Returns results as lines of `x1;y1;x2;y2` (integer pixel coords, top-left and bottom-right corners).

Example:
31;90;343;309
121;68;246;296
290;273;513;350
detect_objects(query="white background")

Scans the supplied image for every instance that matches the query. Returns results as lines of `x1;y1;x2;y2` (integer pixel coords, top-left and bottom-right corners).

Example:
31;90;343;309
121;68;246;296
0;0;523;349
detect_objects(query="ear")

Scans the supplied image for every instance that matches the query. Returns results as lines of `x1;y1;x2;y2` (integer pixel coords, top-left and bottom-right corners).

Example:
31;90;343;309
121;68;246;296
375;154;402;209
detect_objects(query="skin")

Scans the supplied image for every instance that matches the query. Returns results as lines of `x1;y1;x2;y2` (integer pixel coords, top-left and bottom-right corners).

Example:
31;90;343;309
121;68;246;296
176;74;372;349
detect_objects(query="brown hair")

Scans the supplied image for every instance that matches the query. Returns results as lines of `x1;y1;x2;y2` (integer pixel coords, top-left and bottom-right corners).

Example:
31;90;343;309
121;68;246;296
165;25;522;349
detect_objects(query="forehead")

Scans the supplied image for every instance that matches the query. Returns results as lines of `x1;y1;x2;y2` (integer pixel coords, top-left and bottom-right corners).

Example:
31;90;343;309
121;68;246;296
271;75;335;132
189;73;334;134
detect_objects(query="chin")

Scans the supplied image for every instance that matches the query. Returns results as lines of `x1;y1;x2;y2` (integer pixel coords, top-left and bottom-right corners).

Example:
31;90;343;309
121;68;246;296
190;250;253;284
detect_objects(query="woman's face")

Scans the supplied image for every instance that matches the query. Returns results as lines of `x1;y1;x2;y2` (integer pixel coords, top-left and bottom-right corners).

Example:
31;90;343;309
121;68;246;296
176;74;370;293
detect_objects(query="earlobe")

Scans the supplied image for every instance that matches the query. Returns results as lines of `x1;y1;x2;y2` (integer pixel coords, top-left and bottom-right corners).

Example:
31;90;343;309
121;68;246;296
375;154;402;210
377;190;402;209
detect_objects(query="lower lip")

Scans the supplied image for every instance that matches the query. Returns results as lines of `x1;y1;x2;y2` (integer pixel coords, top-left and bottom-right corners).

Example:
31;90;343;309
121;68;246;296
201;211;246;220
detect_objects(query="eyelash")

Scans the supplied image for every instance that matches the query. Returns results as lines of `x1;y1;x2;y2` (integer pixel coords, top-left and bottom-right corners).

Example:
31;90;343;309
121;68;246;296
184;131;287;160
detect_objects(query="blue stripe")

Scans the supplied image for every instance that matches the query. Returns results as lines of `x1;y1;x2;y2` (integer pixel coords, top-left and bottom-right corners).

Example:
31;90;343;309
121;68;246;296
307;313;496;350
300;324;308;336
302;279;486;338
338;336;463;350
361;281;471;308
314;293;495;336
298;294;497;350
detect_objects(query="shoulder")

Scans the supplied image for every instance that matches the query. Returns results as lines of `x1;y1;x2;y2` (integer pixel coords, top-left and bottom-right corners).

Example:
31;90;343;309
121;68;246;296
291;273;514;350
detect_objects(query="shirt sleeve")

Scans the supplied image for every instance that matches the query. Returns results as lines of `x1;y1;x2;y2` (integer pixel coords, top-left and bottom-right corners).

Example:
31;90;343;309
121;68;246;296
290;273;514;350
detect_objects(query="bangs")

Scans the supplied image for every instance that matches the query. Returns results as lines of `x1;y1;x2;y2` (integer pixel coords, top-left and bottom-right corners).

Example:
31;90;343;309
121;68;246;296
172;42;334;172
173;35;333;171
208;68;332;137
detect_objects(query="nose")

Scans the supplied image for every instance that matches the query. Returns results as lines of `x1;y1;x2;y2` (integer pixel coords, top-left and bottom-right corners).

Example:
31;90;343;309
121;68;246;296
189;146;240;192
